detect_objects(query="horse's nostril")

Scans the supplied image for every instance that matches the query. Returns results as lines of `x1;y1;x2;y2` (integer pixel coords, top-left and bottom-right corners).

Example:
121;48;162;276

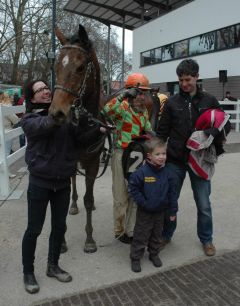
52;110;67;125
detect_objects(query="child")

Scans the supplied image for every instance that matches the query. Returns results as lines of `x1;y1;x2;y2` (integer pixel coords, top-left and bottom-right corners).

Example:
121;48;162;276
128;137;178;272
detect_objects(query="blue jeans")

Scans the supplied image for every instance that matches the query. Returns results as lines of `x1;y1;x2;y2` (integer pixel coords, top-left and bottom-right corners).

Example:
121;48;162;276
22;183;70;274
162;162;213;245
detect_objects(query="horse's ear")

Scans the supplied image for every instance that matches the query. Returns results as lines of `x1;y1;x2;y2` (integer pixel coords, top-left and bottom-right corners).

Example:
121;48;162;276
78;24;89;45
55;26;68;45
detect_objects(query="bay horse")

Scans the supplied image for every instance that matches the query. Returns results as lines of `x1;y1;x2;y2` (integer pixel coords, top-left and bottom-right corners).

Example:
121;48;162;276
49;24;105;253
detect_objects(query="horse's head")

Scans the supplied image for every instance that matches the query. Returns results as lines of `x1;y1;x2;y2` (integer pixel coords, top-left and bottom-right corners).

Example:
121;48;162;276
49;24;100;122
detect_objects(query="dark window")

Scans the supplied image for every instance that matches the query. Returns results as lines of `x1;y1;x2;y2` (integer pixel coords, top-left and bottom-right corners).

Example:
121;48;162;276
234;24;240;46
150;49;155;64
217;26;235;49
141;51;151;66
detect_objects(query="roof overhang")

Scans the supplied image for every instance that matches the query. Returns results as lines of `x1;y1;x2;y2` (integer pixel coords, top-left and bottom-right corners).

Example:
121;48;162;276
64;0;194;30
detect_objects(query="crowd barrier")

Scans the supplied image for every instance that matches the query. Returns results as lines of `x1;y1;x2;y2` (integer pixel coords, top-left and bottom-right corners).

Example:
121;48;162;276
0;104;26;199
219;100;240;132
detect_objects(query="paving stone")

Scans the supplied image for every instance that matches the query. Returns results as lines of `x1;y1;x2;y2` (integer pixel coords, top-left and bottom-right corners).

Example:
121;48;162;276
33;250;240;306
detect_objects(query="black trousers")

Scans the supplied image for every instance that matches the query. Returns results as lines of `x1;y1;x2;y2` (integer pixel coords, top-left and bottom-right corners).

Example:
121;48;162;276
22;183;70;274
130;208;164;260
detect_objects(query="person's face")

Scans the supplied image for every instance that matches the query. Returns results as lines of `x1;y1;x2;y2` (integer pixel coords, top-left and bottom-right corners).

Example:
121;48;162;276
178;74;199;95
131;89;149;113
147;145;167;167
32;81;51;103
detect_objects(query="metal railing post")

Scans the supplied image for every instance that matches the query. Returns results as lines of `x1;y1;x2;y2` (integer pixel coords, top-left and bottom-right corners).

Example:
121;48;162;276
0;105;10;197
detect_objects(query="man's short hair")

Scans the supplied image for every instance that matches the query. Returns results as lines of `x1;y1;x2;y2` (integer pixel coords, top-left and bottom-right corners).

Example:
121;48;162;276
145;137;166;153
176;59;199;77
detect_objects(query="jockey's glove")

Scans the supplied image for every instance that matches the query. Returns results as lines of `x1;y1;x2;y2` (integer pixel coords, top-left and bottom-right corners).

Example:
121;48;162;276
122;88;139;99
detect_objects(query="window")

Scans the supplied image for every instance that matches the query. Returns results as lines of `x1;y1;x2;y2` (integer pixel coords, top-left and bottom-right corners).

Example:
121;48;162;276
174;39;188;58
217;26;235;49
234;24;240;46
189;33;215;56
140;23;240;67
155;48;162;63
141;51;151;66
162;44;174;61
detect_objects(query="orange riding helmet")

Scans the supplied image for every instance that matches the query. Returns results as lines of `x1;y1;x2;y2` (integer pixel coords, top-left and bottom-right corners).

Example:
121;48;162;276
125;73;151;90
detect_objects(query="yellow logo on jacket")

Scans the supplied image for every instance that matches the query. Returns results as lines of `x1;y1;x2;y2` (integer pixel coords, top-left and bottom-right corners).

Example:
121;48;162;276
144;177;156;183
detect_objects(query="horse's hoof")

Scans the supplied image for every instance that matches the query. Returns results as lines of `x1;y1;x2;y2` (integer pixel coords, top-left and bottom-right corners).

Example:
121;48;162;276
84;242;97;253
69;206;79;215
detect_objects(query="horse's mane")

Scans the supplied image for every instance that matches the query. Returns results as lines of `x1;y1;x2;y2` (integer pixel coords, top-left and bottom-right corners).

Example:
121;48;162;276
69;33;93;52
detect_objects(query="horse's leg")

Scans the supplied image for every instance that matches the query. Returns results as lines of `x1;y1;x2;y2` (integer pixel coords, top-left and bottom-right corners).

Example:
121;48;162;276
83;160;99;253
69;175;79;215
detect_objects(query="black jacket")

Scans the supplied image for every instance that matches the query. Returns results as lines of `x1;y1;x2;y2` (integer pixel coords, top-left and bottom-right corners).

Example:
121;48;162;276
157;88;220;166
21;112;102;190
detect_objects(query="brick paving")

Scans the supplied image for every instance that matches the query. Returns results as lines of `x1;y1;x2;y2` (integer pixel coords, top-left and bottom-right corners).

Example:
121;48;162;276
33;250;240;306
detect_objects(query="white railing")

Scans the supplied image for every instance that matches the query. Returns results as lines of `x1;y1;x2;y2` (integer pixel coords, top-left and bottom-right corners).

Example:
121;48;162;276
219;100;240;132
0;104;26;199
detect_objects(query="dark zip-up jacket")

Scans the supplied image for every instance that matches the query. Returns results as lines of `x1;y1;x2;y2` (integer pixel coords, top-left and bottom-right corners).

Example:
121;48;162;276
128;162;178;214
21;112;102;190
157;88;220;166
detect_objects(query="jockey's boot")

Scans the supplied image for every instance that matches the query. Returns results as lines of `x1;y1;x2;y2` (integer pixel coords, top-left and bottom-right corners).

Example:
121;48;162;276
23;273;40;294
46;264;72;282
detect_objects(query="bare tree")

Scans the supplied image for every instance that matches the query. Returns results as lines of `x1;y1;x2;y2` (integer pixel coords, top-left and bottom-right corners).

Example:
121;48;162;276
0;0;132;87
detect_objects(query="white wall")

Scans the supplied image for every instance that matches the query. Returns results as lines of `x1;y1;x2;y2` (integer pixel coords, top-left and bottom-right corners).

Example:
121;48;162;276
132;0;240;83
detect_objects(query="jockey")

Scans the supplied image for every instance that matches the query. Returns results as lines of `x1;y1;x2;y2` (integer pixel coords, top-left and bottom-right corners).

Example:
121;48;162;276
102;72;152;244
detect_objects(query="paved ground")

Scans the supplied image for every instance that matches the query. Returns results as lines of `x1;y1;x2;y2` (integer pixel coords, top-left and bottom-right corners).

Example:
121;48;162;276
1;131;240;306
33;250;240;306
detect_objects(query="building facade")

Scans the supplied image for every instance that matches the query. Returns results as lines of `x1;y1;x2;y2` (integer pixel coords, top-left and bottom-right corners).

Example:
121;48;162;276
132;0;240;100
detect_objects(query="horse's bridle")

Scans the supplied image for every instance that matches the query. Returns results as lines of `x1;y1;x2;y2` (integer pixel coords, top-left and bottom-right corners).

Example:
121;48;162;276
54;44;95;108
54;44;97;127
54;44;114;178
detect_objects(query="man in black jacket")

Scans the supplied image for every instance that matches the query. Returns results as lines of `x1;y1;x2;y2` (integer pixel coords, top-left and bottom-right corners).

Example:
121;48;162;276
157;59;220;257
21;80;105;294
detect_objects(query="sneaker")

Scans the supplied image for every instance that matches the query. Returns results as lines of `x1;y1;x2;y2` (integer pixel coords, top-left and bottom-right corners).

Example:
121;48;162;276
131;260;141;273
115;233;133;244
46;264;72;282
23;273;40;294
203;243;216;256
159;238;171;250
149;255;162;267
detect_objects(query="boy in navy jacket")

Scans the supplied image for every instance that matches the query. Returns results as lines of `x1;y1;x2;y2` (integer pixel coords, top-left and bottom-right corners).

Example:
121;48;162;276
128;137;178;272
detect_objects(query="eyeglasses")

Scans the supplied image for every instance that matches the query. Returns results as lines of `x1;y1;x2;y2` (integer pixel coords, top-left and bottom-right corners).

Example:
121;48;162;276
33;86;50;95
